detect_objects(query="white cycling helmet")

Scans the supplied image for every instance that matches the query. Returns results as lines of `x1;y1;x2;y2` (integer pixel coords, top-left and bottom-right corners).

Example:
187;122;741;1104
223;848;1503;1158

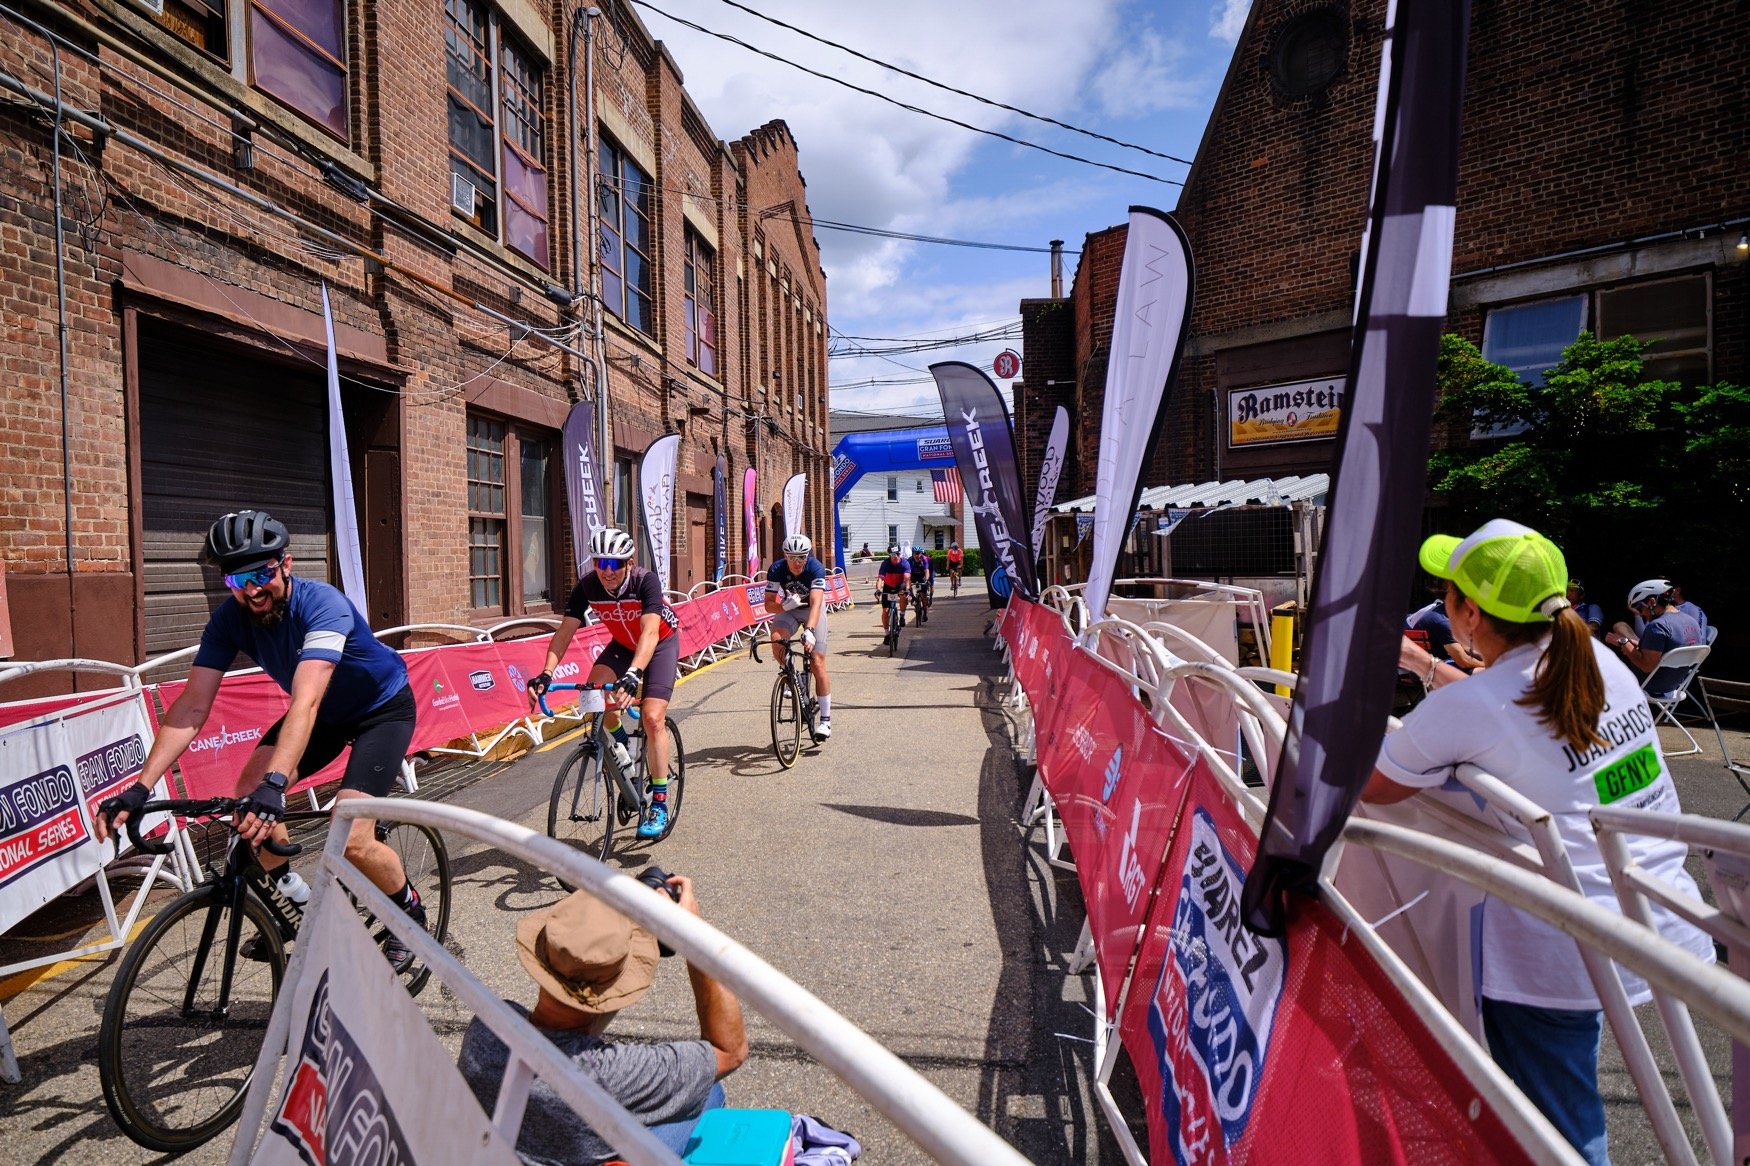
783;533;812;556
589;527;636;560
1627;578;1673;609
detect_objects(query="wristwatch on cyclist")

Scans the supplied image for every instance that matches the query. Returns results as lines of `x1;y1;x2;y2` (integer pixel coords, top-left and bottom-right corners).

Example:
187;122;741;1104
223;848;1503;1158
260;771;289;794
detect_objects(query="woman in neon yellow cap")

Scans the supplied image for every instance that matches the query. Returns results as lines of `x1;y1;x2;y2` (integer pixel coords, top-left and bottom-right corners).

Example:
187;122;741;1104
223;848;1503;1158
1365;518;1714;1166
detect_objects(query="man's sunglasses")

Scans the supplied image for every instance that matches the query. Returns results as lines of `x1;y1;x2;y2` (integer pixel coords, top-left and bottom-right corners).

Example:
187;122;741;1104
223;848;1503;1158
224;560;281;590
594;557;626;572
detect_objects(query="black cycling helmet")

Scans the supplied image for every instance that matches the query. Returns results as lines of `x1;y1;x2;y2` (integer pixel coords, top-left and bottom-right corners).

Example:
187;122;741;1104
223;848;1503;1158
206;509;290;572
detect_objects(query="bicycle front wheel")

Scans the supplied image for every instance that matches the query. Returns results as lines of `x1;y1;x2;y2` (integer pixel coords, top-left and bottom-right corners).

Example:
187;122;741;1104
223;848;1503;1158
374;821;452;997
770;671;803;768
98;888;285;1153
650;717;685;839
549;744;614;887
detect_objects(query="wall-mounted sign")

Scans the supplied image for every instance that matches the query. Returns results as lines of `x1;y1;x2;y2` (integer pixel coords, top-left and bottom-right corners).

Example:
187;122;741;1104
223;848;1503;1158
1226;377;1344;448
992;349;1021;379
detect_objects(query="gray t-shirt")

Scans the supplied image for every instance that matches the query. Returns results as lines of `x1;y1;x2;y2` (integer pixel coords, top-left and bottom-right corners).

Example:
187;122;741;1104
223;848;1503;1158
458;1003;719;1166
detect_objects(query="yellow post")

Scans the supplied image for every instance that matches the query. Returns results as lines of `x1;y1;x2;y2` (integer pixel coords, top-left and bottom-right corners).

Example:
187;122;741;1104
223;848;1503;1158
1270;606;1296;697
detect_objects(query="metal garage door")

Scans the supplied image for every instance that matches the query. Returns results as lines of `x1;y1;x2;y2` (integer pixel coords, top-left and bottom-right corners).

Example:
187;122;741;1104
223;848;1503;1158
138;324;332;660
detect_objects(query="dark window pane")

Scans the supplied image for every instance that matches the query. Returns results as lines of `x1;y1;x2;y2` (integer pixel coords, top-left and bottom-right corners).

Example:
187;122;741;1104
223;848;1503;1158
448;96;495;173
628;288;653;335
624;249;649;298
601;268;623;317
251;11;347;135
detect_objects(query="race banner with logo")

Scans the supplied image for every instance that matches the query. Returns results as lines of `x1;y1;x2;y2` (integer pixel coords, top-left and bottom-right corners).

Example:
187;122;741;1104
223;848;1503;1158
781;472;807;547
639;434;679;592
321;284;369;612
1031;405;1069;560
1244;0;1472;935
930;361;1037;605
713;456;728;582
0;693;164;933
1120;765;1532;1165
562;400;605;573
257;884;520;1166
1086;208;1194;622
743;466;759;578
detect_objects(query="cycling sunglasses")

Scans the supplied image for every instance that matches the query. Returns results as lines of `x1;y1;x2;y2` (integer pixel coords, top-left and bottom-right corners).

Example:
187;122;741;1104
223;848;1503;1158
224;560;282;590
594;557;626;572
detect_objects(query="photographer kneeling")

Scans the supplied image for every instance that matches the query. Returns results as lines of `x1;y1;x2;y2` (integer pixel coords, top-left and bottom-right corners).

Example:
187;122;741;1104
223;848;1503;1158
459;872;747;1164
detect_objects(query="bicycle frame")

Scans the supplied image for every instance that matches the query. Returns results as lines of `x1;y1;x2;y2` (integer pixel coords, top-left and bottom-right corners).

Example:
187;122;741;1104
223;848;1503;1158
778;637;818;733
543;683;647;815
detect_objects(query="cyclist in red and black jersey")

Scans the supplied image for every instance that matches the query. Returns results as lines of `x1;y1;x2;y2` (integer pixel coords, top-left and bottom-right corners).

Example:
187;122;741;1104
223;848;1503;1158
529;528;681;838
874;544;911;633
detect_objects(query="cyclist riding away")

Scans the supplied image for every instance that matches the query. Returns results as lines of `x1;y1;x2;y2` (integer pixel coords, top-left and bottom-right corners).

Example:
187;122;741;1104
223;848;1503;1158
946;540;963;594
875;545;911;633
908;546;934;623
94;509;427;966
765;534;832;740
531;527;681;838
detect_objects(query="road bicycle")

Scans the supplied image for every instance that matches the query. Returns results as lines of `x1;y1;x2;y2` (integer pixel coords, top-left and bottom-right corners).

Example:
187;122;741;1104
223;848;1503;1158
878;587;905;657
542;681;684;884
948;563;962;596
97;795;451;1153
769;632;824;768
912;579;933;625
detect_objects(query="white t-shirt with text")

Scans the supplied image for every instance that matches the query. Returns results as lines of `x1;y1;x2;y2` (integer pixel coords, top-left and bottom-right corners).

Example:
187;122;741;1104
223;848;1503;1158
1377;637;1714;1008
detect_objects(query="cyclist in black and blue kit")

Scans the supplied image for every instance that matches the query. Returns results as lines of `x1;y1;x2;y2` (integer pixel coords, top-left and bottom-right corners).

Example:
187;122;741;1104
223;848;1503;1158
908;546;934;625
765;534;833;740
95;509;426;966
875;544;911;633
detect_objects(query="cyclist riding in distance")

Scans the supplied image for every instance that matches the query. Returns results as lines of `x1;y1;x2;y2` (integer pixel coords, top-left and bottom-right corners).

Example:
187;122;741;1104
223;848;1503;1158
945;540;964;591
765;533;833;740
94;509;427;964
875;544;912;632
530;527;681;839
908;545;934;600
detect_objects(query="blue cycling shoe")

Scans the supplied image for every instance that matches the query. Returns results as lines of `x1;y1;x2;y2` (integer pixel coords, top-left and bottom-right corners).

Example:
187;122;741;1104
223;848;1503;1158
638;800;670;839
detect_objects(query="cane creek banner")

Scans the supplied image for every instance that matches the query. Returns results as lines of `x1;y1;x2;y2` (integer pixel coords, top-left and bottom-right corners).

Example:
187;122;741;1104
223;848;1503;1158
260;888;519;1166
1226;378;1345;448
1120;767;1539;1166
640;434;679;593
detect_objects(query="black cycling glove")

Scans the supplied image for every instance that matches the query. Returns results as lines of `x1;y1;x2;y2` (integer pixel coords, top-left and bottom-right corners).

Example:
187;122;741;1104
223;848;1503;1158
616;666;643;697
239;772;289;826
98;782;150;829
529;670;553;697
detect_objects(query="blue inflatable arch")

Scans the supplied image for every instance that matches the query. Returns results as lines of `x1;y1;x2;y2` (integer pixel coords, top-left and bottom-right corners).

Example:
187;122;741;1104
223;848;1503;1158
829;425;953;567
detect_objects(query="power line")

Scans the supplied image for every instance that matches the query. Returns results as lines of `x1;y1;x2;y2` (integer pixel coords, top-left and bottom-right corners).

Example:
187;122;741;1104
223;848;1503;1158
631;0;1182;186
701;0;1193;168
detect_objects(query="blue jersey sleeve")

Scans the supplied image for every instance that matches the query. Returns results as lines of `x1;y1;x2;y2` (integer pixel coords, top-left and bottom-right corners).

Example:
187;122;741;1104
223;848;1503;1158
295;584;359;664
193;602;245;671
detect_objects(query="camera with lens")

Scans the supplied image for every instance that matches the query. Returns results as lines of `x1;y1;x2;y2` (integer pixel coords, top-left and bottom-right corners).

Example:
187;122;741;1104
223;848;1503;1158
637;866;681;957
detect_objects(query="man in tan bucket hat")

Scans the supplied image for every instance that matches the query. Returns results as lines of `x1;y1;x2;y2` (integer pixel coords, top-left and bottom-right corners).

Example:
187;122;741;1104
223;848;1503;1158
459;874;747;1165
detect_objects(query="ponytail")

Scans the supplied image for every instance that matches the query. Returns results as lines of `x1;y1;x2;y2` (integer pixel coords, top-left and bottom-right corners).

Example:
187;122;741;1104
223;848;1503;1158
1487;606;1606;752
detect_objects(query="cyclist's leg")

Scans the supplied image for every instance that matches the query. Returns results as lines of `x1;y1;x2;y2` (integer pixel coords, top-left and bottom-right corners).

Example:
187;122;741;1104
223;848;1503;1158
635;638;679;835
334;685;418;897
808;617;831;732
589;649;628;733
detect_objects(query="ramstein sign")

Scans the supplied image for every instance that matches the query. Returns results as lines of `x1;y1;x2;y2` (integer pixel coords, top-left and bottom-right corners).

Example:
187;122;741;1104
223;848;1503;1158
1227;377;1344;448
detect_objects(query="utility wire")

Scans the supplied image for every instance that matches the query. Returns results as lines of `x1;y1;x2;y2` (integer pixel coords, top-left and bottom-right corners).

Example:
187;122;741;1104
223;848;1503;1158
701;0;1193;168
631;0;1182;186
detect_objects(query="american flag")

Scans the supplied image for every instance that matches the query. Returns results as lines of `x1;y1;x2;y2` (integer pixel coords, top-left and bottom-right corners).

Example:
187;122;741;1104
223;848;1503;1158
931;468;962;503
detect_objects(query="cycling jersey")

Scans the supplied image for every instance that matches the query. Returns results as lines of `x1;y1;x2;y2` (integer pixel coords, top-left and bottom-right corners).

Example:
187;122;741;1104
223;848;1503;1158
946;549;963;567
909;555;933;583
875;558;911;591
563;565;680;651
194;577;406;721
765;555;827;602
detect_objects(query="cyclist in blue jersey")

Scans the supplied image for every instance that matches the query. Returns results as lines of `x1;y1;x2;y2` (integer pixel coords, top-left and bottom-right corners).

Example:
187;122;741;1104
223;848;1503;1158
764;534;832;739
96;510;426;965
874;545;911;633
908;546;934;625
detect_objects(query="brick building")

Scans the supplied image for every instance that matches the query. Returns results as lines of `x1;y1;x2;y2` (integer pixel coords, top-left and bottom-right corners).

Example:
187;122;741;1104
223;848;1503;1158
1016;0;1747;637
0;0;829;684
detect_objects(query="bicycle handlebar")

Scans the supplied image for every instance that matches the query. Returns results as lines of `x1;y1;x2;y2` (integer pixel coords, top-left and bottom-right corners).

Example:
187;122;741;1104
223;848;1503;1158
122;797;302;858
535;679;619;719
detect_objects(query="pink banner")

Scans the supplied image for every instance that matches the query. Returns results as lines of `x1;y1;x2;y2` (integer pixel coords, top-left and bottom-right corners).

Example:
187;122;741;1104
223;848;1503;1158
1119;766;1533;1165
828;574;850;605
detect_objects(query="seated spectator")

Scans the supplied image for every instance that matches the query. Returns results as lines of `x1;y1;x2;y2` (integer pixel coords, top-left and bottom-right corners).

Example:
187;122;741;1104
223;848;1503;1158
1366;519;1714;1166
1612;576;1709;638
459;877;748;1165
1606;580;1704;696
1669;582;1710;633
1407;593;1486;672
1566;579;1605;636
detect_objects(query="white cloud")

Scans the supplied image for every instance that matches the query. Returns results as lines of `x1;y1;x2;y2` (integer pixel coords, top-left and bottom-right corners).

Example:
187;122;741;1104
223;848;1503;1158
1089;32;1206;118
1211;0;1250;43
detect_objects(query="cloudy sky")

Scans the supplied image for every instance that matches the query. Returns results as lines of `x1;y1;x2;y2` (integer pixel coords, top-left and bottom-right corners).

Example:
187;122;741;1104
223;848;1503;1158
625;0;1250;421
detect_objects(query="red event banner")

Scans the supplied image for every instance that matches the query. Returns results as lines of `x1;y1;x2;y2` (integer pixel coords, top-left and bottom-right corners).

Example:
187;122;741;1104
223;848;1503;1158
1119;765;1535;1166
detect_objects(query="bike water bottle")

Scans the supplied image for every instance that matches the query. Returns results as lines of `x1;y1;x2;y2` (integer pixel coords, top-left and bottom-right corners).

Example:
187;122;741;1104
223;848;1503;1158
276;868;311;906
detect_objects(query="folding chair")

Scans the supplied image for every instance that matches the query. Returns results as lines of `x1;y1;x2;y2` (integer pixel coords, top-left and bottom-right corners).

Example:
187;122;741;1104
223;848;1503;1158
1640;642;1711;757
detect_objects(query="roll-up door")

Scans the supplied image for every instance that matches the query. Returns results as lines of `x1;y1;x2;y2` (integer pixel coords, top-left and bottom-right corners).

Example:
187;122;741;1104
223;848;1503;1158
138;324;332;660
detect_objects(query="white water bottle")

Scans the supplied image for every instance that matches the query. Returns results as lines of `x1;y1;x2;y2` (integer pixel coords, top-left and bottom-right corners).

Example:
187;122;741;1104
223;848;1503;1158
276;869;311;906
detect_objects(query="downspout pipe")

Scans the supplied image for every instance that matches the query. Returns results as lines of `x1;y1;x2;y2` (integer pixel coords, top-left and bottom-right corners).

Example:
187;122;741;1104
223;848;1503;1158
47;33;76;663
579;7;612;518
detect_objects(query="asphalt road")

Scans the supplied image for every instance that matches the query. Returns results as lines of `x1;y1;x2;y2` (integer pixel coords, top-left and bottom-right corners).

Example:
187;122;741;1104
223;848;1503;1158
1;584;1743;1164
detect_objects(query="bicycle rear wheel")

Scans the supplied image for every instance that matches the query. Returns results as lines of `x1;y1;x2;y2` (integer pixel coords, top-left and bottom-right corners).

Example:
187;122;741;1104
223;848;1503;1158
770;671;803;768
98;888;284;1153
373;821;452;997
548;744;615;887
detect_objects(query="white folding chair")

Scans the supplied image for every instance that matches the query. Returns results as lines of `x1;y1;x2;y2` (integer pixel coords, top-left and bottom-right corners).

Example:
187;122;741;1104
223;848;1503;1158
1640;642;1711;757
